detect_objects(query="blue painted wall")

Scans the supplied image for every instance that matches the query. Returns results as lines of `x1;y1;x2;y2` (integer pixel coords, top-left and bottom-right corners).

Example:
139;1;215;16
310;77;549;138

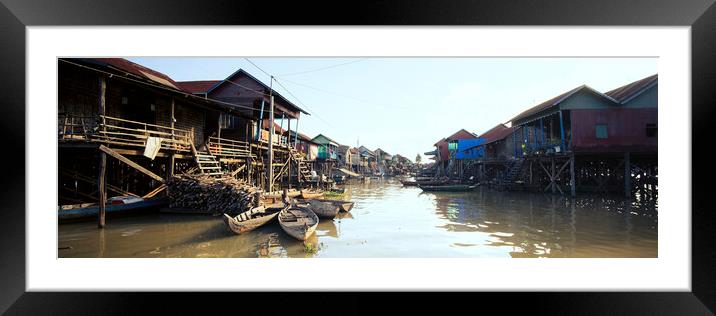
455;138;486;159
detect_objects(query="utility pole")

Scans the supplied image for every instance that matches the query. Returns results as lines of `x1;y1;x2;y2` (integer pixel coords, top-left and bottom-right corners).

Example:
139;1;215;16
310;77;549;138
268;94;275;193
266;76;275;193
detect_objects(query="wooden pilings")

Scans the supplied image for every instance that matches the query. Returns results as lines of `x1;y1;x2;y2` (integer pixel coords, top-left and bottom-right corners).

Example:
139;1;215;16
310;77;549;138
97;75;107;228
267;95;274;192
570;154;576;197
624;152;631;198
97;152;107;228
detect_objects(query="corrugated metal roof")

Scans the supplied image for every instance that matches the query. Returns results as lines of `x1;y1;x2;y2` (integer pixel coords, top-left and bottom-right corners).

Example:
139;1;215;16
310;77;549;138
217;69;309;115
446;128;477;141
509;85;583;124
605;74;658;103
176;80;222;94
312;134;341;146
510;85;619;124
477;124;514;145
82;58;184;91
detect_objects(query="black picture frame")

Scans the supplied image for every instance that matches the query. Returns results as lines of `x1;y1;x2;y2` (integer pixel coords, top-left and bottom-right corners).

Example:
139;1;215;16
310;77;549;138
1;0;714;314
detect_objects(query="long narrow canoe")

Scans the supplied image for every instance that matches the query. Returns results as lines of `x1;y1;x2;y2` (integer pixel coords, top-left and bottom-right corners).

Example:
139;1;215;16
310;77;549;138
416;180;450;186
278;205;319;241
419;184;477;192
58;197;168;221
400;179;418;186
299;199;340;219
298;199;354;212
223;206;280;235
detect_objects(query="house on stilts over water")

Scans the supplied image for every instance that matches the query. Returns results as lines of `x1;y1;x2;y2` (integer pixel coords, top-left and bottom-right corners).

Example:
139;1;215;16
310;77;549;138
504;74;657;197
58;58;316;225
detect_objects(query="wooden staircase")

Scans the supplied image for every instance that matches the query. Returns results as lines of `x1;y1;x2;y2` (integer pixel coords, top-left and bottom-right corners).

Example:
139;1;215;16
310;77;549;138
191;143;223;177
289;148;313;182
498;159;526;190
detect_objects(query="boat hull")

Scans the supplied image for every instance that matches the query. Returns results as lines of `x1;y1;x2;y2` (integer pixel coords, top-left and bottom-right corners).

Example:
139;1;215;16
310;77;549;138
300;189;324;199
297;199;340;218
58;197;168;221
279;206;319;241
419;184;477;192
297;199;354;213
224;206;280;235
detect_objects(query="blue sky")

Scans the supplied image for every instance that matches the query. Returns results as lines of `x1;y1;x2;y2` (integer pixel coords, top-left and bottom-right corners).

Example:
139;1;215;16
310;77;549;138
129;57;656;162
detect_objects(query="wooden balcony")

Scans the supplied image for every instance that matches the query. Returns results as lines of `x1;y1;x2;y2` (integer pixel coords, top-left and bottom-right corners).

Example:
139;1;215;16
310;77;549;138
58;115;193;153
207;136;251;158
58;115;97;140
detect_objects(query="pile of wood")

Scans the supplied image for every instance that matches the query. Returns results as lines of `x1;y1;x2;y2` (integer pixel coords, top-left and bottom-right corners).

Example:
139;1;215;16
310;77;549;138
167;174;261;215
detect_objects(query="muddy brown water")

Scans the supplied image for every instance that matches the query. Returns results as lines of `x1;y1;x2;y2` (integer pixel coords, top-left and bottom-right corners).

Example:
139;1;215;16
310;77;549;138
58;178;657;258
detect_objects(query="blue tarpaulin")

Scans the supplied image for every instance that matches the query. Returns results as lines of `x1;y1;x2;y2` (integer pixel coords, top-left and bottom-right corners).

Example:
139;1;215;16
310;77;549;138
455;138;486;159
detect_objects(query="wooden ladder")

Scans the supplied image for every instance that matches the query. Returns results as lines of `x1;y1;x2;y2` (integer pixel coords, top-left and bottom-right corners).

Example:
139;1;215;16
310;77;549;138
191;142;223;177
289;148;313;182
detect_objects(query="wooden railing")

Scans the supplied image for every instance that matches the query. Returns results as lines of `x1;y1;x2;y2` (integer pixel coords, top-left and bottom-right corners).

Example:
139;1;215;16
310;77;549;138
207;136;251;157
58;115;97;140
92;115;193;152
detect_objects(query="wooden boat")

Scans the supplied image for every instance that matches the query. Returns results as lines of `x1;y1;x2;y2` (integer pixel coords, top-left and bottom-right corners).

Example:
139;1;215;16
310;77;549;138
415;179;451;186
418;184;477;192
329;188;346;194
297;198;354;212
58;197;168;221
400;179;418;186
300;189;324;199
337;201;354;212
298;199;340;219
263;189;301;199
223;205;280;235
278;205;319;241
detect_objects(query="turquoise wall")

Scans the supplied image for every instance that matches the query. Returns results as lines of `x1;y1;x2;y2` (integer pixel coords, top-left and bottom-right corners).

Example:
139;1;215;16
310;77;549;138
560;89;616;110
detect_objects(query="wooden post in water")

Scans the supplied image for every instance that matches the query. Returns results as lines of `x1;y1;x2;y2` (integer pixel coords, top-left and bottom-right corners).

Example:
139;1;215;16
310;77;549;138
570;154;576;197
97;75;107;229
624;152;631;198
287;118;292;189
551;157;556;194
168;98;175;179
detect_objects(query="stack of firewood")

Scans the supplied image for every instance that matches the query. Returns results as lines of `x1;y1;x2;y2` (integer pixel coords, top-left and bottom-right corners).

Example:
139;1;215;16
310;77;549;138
167;174;261;215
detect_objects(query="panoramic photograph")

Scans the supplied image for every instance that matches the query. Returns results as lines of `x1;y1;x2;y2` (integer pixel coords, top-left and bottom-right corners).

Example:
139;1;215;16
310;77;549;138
57;57;658;258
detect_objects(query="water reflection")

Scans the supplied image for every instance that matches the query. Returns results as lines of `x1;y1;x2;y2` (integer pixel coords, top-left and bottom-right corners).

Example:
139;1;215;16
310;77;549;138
59;178;657;258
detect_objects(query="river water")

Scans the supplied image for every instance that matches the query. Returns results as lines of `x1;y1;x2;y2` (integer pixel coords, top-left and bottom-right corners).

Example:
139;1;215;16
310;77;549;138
58;178;658;258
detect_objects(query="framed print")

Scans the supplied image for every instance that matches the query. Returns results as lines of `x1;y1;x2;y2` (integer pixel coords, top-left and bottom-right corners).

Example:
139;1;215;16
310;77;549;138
1;0;715;314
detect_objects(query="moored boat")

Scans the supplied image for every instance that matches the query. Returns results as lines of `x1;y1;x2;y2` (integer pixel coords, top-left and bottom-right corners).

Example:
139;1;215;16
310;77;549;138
297;198;354;213
298;199;340;219
400;179;418;186
329;188;346;194
300;189;324;199
263;189;301;199
223;205;280;235
418;184;477;192
58;196;168;221
415;179;452;186
278;205;319;241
